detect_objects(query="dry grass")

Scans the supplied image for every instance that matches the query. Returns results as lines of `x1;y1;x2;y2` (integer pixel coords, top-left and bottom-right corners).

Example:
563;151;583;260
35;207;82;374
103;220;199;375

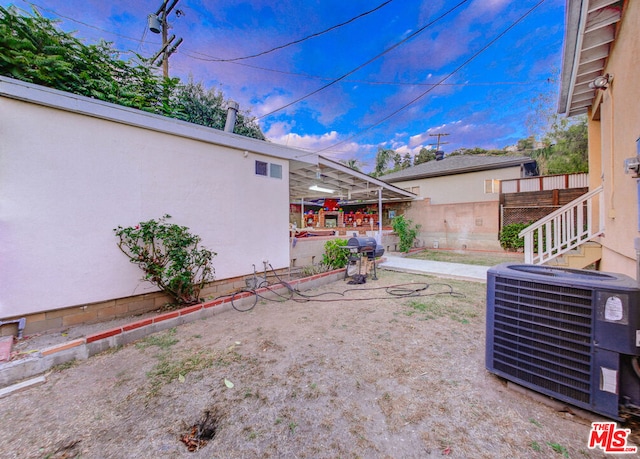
408;248;524;266
0;270;616;458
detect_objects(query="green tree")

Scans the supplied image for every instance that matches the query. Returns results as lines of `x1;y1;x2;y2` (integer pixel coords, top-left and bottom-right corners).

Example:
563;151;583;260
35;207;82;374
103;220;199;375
544;117;588;174
401;152;412;169
340;158;362;172
0;6;265;140
392;152;402;171
373;147;395;177
517;136;536;152
414;147;435;165
173;81;264;140
524;71;588;175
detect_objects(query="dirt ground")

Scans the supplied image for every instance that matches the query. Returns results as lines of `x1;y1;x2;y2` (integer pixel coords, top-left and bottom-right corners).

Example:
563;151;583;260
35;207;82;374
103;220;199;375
0;270;621;458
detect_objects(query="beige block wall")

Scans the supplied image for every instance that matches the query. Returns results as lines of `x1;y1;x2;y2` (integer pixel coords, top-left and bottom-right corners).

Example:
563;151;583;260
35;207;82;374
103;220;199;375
0;273;279;337
405;199;501;250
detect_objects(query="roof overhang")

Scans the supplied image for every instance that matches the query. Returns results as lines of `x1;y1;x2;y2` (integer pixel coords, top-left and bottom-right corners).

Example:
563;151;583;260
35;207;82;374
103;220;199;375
558;0;623;117
289;155;416;203
0;77;416;204
384;157;536;182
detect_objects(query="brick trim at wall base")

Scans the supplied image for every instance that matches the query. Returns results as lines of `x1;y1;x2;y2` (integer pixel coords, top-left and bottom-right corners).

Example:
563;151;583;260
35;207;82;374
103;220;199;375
0;268;346;389
0;269;291;338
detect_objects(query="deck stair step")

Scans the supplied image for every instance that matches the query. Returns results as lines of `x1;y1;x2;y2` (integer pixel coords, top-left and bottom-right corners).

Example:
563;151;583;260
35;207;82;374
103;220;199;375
543;241;602;269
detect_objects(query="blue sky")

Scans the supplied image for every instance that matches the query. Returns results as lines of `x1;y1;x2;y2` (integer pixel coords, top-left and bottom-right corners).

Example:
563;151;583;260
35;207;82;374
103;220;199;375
2;0;566;172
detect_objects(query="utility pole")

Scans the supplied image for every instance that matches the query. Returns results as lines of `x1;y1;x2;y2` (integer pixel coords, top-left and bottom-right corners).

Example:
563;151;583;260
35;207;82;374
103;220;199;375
148;0;184;78
429;133;450;151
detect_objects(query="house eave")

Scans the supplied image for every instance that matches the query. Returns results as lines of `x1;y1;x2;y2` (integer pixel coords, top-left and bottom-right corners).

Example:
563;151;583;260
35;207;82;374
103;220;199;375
558;0;623;117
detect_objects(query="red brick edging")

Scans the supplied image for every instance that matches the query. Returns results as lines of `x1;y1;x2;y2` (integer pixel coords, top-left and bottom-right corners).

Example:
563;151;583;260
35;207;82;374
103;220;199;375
39;269;343;356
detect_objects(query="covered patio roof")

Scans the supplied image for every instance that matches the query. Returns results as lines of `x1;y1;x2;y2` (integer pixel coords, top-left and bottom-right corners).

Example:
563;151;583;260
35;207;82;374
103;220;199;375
289;155;416;203
558;0;623;117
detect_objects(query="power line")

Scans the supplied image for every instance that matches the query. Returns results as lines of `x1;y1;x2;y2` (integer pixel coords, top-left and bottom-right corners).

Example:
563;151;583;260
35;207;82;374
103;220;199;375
429;133;450;151
207;0;394;62
257;0;472;119
147;0;184;77
185;49;543;87
314;0;548;155
17;0;545;90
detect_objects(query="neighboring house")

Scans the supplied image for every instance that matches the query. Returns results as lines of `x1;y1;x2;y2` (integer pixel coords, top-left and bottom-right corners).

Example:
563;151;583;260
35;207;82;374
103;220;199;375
381;155;537;250
0;76;413;335
555;0;637;277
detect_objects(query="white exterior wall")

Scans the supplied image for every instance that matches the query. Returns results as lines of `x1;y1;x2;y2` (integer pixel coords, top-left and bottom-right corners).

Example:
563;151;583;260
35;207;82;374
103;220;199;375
391;166;523;204
0;80;292;317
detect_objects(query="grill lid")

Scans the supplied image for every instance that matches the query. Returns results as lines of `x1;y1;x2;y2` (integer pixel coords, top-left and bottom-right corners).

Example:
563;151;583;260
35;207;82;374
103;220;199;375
346;237;377;252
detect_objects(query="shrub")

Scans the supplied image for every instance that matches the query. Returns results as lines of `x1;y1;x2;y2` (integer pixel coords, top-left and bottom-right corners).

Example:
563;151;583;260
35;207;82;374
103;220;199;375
322;239;349;269
391;215;421;253
499;222;529;251
114;215;216;305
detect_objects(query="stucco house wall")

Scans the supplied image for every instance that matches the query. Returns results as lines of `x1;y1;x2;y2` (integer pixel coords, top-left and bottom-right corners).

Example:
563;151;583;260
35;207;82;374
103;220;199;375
561;1;640;278
389;166;523;205
0;77;295;319
382;158;533;250
591;1;639;277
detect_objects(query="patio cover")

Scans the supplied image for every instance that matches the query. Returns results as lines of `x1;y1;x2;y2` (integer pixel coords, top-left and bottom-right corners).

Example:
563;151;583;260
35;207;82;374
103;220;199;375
289;155;416;204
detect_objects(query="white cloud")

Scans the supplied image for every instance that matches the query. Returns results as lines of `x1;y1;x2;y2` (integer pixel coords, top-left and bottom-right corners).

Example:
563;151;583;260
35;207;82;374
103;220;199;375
264;123;377;168
265;124;340;152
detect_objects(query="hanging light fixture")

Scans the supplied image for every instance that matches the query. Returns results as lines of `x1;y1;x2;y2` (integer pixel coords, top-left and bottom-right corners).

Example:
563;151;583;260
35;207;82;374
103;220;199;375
309;185;335;193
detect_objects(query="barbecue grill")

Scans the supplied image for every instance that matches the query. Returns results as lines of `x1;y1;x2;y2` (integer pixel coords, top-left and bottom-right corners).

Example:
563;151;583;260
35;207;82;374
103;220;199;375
344;236;384;280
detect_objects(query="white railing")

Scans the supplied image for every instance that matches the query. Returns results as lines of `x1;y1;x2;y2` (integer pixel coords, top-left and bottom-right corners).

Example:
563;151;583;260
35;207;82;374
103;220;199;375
519;186;604;264
501;173;589;193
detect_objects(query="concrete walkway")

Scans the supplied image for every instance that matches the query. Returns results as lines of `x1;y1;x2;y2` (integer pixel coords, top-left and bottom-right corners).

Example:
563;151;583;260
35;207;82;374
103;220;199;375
379;253;490;282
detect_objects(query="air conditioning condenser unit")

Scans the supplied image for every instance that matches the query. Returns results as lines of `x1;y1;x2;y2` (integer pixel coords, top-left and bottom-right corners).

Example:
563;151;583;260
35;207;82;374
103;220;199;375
486;263;640;420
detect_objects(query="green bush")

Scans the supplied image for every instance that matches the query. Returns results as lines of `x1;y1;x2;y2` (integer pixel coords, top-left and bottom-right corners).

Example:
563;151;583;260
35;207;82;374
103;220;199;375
391;215;421;253
322;238;349;269
114;215;216;305
499;222;529;251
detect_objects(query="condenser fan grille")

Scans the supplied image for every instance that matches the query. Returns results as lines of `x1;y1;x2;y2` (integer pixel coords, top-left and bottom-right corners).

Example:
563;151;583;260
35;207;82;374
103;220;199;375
491;276;593;404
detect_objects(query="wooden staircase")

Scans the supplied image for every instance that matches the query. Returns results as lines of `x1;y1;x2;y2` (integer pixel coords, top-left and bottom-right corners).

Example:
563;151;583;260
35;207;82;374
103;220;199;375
519;186;604;266
542;241;602;269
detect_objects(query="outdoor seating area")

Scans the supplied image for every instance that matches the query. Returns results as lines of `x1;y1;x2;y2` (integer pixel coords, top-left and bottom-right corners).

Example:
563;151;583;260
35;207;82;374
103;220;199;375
303;209;379;229
293;198;383;234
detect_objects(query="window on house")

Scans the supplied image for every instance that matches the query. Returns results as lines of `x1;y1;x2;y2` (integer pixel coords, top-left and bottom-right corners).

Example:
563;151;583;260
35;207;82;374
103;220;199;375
255;160;268;176
270;163;282;179
255;160;283;179
484;179;500;193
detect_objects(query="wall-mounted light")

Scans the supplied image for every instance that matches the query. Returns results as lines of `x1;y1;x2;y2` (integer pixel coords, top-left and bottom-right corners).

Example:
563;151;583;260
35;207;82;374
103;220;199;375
589;74;612;90
309;185;335;193
624;156;640;177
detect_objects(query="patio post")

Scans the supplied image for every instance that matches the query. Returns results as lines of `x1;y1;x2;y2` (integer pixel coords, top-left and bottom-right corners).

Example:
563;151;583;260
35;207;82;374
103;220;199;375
377;188;382;244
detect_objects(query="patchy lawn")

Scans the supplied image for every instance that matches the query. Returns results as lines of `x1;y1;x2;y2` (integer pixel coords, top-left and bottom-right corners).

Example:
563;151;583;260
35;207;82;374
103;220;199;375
408;248;524;267
0;270;612;458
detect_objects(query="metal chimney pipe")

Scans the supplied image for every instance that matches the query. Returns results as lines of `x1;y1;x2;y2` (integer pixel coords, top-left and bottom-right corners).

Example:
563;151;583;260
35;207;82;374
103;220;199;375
224;100;239;133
